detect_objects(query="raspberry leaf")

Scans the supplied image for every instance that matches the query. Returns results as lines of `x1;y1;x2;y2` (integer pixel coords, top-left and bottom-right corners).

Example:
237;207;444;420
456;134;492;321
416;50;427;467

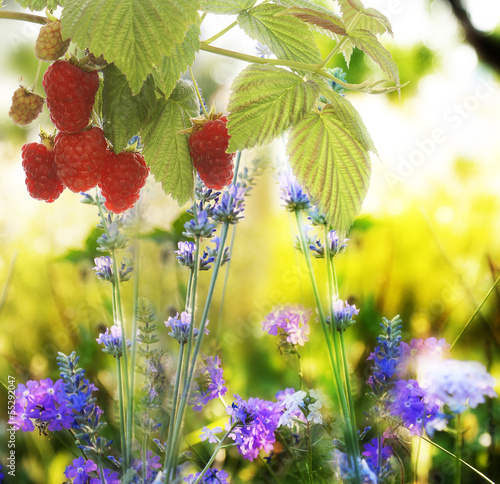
16;0;62;10
349;29;400;87
338;0;393;36
102;64;156;153
287;104;371;232
238;3;322;65
227;64;318;151
156;23;200;100
277;7;347;36
142;80;199;206
199;0;256;15
61;0;199;95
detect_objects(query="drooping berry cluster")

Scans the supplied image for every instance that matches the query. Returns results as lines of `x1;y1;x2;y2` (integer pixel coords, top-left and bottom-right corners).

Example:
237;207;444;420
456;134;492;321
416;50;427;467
13;18;149;213
188;115;235;190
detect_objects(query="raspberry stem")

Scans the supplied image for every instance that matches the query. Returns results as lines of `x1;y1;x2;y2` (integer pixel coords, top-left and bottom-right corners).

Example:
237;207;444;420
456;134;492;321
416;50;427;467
0;10;47;25
31;60;43;92
188;66;209;118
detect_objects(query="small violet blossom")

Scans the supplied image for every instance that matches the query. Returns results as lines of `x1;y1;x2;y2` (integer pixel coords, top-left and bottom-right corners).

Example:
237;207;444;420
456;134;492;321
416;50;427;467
190;355;227;411
262;305;312;347
165;312;202;344
96;324;131;358
184;469;229;484
279;172;311;212
200;425;223;444
64;457;97;484
331;299;359;332
226;395;282;461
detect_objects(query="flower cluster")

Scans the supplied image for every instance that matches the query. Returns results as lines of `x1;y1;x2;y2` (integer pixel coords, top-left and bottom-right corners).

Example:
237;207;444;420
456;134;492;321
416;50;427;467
9;378;75;433
165;311;208;344
262;305;312;347
226;395;282;461
277;388;325;428
190;355;227;411
93;255;132;283
309;229;349;259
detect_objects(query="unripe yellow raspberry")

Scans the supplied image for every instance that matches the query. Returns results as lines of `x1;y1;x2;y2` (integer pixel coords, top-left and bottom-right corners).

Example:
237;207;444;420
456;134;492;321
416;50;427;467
34;20;70;62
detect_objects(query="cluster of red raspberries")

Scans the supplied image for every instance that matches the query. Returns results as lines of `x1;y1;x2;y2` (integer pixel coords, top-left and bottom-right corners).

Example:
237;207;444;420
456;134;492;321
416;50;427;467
10;20;149;213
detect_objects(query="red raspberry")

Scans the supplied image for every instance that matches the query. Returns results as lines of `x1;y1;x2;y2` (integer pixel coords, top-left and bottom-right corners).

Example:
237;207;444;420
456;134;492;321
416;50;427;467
34;20;70;62
54;127;108;192
99;151;149;213
188;115;235;190
22;139;65;203
9;87;44;126
43;60;99;133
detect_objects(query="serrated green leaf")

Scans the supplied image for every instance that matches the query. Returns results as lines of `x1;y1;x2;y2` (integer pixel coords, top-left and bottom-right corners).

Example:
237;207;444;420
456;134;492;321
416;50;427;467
338;0;393;36
238;3;322;65
61;0;199;95
199;0;256;14
349;29;399;85
156;23;200;99
279;7;347;36
227;64;318;151
102;64;157;153
276;0;335;15
16;0;61;10
141;80;199;206
318;83;376;153
287;104;371;232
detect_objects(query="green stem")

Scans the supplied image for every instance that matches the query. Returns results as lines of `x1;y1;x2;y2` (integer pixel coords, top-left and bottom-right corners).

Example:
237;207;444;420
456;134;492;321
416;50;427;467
164;341;185;472
451;275;500;349
422;435;495;484
455;414;463;484
192;429;233;484
296;350;303;390
0;10;46;24
203;20;237;44
96;199;130;468
126;237;141;471
116;357;127;476
200;43;392;94
166;152;242;480
317;11;362;69
307;420;313;484
189;66;209;117
295;211;361;480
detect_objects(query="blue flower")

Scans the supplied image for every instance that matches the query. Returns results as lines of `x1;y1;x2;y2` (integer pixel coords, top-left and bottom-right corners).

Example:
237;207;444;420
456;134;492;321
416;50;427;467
64;457;97;484
185;468;229;484
93;256;132;283
279;172;311;212
96;325;131;358
183;210;216;239
362;437;393;475
165;311;207;344
331;299;359;332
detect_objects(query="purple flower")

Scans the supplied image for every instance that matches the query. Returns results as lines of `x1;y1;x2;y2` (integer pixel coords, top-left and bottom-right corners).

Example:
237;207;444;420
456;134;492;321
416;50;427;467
333;450;378;484
65;457;97;484
262;305;312;347
389;379;445;437
89;468;121;484
8;378;76;433
190;355;227;411
96;325;131;357
362;437;393;474
331;299;359;332
165;312;208;344
420;359;497;414
131;450;161;480
200;426;223;444
185;468;229;484
278;172;311;212
227;395;281;461
213;183;246;224
398;337;450;378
